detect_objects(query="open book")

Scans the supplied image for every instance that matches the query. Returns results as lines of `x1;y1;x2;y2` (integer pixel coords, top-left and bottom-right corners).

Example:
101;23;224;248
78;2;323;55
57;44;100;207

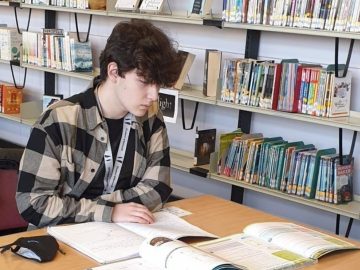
89;237;241;270
196;222;359;270
47;211;216;264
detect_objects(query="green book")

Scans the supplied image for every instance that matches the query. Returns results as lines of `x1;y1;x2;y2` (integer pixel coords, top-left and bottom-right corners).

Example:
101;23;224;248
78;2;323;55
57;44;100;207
304;148;336;199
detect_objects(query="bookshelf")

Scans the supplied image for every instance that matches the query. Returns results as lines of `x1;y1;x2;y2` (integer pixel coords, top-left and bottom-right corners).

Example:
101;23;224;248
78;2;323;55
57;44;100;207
170;148;360;220
0;1;359;237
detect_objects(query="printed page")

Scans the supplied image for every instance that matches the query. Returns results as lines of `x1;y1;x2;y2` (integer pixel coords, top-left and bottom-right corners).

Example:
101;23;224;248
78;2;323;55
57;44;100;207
88;258;158;270
117;211;217;240
47;222;144;264
196;234;314;270
139;237;240;270
243;222;358;259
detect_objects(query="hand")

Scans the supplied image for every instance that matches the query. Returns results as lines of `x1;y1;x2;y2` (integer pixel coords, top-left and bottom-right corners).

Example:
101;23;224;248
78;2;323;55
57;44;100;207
111;202;155;224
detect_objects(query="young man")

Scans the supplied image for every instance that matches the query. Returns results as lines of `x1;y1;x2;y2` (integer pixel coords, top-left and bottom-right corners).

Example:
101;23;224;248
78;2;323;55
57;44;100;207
16;19;183;229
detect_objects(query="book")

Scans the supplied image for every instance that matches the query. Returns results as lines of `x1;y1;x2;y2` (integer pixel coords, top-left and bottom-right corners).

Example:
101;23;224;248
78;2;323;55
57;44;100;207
203;49;222;97
89;236;240;270
115;0;142;11
196;222;359;270
47;211;216;264
139;0;164;12
0;83;22;114
42;94;63;112
191;0;203;14
173;50;196;90
70;39;93;72
194;128;216;166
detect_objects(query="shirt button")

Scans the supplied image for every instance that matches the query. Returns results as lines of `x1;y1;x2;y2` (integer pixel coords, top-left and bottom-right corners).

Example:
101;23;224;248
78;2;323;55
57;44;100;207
91;168;95;173
100;137;105;141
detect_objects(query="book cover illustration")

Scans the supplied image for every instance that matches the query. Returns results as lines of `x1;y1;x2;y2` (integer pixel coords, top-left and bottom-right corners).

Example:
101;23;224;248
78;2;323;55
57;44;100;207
70;40;93;72
158;88;178;123
194;128;216;166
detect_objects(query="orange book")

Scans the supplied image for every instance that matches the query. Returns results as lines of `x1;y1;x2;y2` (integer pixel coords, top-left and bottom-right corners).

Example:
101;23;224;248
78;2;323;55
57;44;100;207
1;83;23;114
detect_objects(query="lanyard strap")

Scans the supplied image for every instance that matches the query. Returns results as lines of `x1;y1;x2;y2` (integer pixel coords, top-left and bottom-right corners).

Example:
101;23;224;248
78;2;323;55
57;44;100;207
103;113;132;194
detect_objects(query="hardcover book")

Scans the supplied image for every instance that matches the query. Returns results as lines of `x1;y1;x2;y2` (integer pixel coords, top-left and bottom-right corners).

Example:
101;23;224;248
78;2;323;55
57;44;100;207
173;50;196;90
194;128;216;166
203;49;221;97
0;83;22;114
70;40;93;72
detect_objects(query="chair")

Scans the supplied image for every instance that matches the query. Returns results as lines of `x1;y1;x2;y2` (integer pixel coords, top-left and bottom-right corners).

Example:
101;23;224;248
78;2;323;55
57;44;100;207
0;148;28;235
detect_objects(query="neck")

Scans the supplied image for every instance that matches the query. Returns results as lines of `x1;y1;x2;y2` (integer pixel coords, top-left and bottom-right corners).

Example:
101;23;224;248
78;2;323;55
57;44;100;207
97;82;128;119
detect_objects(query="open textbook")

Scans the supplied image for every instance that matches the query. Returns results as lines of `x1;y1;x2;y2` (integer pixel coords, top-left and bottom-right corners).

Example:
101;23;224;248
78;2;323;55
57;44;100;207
47;211;216;264
89;237;241;270
196;222;359;270
89;221;358;270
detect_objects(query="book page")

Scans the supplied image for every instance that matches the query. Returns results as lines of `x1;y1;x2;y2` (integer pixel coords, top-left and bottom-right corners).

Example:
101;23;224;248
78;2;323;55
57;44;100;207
243;222;358;259
47;222;144;264
196;234;313;270
89;258;159;270
140;237;240;270
117;211;217;240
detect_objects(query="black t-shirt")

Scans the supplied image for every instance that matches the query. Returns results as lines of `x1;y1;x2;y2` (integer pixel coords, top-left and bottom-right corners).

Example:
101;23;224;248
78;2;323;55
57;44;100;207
83;117;135;199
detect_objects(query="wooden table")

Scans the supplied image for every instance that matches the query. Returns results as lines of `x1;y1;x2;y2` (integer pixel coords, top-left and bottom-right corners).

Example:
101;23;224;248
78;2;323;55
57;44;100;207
0;195;359;269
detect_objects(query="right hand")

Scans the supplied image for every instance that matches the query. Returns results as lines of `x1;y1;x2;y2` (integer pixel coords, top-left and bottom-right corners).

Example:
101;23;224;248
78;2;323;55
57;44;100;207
111;202;155;224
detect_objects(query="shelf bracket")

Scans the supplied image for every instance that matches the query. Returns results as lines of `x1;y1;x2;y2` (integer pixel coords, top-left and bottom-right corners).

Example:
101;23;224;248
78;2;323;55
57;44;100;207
9;60;27;89
12;5;32;34
338;128;357;165
181;99;199;130
335;214;354;238
334;38;354;78
74;13;92;42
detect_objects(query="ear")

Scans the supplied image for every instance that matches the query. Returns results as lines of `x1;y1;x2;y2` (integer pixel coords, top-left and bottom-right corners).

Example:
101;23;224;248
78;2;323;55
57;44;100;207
107;62;118;82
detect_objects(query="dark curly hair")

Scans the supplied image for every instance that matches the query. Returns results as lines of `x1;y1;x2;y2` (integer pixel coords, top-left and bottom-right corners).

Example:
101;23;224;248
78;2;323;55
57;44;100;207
94;19;183;88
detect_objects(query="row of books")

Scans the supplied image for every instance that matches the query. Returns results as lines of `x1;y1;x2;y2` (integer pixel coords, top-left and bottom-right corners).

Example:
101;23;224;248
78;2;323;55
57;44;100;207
22;29;93;72
0;27;21;61
22;0;90;9
21;0;166;12
222;0;360;33
0;82;23;114
217;131;353;204
220;57;352;118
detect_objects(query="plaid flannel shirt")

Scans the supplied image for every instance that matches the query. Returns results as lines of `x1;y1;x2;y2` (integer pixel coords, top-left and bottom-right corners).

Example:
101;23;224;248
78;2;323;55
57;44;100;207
16;87;172;228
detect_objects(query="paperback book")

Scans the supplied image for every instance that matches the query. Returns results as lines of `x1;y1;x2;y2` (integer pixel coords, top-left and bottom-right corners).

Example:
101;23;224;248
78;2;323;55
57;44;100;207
47;211;216;264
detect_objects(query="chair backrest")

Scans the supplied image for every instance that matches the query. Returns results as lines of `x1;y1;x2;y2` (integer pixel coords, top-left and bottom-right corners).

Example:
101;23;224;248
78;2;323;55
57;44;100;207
0;151;28;231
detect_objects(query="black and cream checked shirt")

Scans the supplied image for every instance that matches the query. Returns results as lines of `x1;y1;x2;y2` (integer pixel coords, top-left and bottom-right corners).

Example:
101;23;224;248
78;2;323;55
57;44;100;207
16;87;172;228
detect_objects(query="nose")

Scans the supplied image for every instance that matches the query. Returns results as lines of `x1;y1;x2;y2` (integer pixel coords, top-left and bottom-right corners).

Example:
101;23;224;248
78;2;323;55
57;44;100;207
148;84;159;101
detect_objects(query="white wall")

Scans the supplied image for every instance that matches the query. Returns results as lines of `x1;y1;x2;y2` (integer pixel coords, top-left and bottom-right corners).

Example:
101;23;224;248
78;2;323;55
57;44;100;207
0;1;359;240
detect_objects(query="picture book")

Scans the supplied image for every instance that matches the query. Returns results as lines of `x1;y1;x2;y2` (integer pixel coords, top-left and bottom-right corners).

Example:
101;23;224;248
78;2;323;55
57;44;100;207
47;211;216;264
194;128;216;166
89;237;240;270
196;222;359;270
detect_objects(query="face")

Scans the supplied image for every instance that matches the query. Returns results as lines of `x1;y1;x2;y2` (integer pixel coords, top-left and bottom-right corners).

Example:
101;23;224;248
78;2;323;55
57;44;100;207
115;69;160;117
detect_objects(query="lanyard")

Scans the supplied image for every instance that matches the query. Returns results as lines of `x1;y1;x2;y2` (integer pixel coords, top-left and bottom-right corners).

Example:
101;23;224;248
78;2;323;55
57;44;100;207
103;113;133;194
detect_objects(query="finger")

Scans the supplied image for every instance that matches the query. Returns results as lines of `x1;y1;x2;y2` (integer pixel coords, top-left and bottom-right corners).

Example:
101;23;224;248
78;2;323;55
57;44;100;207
132;209;155;224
